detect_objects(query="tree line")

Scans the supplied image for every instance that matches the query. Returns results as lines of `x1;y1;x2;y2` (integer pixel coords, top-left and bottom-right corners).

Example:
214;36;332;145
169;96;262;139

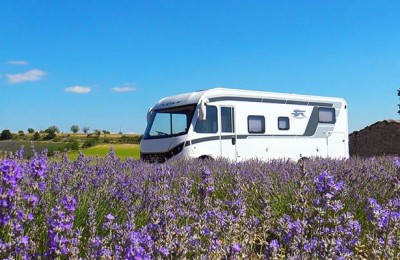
0;125;116;141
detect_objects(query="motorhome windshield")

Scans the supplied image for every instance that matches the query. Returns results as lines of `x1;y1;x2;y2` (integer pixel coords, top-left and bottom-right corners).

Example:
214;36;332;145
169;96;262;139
144;105;196;139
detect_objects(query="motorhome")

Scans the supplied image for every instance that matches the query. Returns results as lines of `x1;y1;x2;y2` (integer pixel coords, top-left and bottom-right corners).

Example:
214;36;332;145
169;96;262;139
140;88;349;162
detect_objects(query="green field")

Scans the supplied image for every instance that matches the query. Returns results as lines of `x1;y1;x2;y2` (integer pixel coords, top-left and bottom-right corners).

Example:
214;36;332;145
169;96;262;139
0;140;140;160
68;144;140;160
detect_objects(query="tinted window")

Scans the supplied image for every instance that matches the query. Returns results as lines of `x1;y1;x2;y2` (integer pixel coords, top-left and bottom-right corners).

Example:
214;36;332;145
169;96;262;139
318;107;336;123
195;106;218;133
221;107;234;133
248;116;265;133
278;117;290;130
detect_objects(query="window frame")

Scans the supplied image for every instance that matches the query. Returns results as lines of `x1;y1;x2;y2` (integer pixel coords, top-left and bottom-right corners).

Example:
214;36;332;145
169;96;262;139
247;115;265;134
221;106;235;133
195;105;218;133
318;107;336;124
143;104;196;140
278;116;290;130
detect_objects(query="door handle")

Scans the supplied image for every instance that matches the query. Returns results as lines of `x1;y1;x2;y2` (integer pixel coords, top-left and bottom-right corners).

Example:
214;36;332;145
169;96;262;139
231;137;236;145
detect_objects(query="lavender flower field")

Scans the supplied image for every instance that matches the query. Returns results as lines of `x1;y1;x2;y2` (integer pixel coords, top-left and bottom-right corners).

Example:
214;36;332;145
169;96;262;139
1;148;400;259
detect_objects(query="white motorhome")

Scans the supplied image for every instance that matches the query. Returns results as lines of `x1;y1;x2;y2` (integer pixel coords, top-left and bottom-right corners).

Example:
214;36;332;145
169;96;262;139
140;88;349;162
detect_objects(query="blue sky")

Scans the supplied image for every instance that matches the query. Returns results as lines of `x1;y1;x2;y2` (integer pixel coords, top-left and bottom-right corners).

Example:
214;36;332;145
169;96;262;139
0;1;399;134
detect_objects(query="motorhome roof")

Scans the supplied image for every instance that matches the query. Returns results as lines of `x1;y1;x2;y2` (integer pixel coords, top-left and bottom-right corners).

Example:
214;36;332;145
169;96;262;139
152;88;346;110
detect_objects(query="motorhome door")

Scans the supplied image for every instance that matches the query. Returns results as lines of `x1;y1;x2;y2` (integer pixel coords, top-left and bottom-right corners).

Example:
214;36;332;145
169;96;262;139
220;106;237;160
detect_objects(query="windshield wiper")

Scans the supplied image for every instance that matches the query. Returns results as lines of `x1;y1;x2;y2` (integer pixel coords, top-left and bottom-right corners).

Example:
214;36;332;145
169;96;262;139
155;131;169;136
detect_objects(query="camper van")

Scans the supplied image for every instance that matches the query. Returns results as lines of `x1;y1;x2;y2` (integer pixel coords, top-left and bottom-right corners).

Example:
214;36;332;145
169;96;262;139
140;88;349;162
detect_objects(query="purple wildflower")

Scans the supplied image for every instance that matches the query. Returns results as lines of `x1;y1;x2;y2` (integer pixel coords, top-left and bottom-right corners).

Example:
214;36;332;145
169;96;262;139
264;239;280;258
269;239;279;250
62;196;77;212
198;167;215;201
232;243;241;253
21;236;29;245
30;157;46;179
158;247;169;257
24;194;39;207
46;196;79;258
106;213;115;221
394;157;400;168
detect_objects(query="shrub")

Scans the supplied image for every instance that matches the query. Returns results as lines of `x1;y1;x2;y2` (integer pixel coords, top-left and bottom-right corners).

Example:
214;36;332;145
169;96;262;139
44;132;56;140
82;138;98;148
66;140;79;151
0;129;12;140
119;135;142;144
33;132;41;141
93;129;101;136
45;125;60;134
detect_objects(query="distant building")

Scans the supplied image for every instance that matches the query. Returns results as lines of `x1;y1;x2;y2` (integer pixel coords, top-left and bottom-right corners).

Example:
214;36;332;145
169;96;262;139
349;120;400;156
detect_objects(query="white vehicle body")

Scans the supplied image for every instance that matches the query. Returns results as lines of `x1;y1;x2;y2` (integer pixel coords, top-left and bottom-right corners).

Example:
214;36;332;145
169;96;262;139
140;88;349;162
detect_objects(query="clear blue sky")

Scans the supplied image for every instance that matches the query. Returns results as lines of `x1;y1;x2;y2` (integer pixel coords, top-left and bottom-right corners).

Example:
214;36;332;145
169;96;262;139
1;0;399;134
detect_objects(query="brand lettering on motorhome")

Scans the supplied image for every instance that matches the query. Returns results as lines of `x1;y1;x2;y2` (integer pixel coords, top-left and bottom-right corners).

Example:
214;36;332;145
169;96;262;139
160;101;182;107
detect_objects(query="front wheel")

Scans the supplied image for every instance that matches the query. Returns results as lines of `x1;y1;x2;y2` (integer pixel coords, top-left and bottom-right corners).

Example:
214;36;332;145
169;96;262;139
198;155;213;161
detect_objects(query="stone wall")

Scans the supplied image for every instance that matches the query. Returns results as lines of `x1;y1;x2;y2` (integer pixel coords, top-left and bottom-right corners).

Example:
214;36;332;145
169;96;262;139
349;120;400;157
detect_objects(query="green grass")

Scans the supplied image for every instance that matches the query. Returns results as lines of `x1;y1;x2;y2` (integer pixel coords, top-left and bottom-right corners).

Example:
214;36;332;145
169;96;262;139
68;144;140;160
0;140;141;160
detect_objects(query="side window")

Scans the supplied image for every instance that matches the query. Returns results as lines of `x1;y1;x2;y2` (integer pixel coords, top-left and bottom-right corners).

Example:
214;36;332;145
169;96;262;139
248;115;265;133
318;107;336;123
221;107;234;133
278;117;290;130
195;106;218;133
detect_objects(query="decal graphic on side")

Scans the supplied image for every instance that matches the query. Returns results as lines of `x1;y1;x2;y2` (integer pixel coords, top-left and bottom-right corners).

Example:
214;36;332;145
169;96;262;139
291;109;307;118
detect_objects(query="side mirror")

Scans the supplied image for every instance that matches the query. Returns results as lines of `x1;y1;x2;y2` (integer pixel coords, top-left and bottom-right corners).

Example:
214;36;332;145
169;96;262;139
198;98;209;120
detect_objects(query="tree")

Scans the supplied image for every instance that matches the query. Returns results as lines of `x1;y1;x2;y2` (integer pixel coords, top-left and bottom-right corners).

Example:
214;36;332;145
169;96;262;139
93;129;101;137
0;129;12;140
33;131;41;140
44;125;59;140
82;126;90;134
70;125;80;133
45;125;60;134
27;128;35;134
398;88;400;115
18;130;24;136
44;132;56;140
